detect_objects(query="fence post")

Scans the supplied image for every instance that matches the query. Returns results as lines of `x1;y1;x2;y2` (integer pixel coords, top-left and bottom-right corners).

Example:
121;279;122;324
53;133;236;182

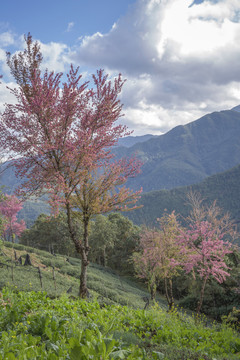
52;266;56;291
37;266;43;289
11;256;14;281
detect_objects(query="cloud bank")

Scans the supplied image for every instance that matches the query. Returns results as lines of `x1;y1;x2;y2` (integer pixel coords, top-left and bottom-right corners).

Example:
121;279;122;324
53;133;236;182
71;0;240;134
1;0;240;135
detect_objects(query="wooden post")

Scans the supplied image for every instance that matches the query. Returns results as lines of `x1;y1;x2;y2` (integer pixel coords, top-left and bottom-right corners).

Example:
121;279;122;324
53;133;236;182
52;266;56;291
11;257;14;281
24;254;32;266
37;266;43;289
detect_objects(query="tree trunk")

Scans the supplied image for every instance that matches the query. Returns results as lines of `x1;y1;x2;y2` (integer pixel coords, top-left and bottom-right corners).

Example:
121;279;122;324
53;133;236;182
79;250;88;298
79;216;90;298
165;278;174;310
66;202;81;253
102;246;106;267
150;283;156;301
164;278;170;307
66;201;89;298
168;278;174;310
196;276;208;314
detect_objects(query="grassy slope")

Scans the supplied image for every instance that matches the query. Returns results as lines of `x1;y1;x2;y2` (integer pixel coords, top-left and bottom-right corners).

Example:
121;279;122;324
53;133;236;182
0;241;164;309
0;253;240;360
0;242;240;359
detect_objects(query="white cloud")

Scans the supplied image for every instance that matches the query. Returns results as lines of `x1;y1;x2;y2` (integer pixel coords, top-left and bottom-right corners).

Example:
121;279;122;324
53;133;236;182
66;22;74;32
0;49;5;62
70;0;240;134
0;32;15;47
0;80;18;113
40;41;71;73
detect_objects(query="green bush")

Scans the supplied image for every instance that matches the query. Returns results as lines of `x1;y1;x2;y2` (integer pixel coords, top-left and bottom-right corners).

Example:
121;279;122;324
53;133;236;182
0;288;240;359
178;294;198;311
222;307;240;332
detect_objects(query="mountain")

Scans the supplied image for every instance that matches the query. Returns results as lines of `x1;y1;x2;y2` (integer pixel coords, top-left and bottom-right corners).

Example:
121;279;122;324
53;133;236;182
113;109;240;192
0;161;21;194
117;134;156;147
2;108;240;195
125;163;240;230
0;135;156;193
1;107;240;227
232;105;240;112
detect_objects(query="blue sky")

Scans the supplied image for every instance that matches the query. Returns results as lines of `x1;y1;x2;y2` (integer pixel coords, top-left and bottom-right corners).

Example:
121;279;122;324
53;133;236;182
0;0;136;45
1;0;240;135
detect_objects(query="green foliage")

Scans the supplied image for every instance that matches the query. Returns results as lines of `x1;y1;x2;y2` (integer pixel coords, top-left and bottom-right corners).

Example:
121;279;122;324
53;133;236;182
89;214;117;267
106;213;141;274
19;212;140;276
19;212;82;256
0;288;240;359
222;307;240;332
126;164;240;235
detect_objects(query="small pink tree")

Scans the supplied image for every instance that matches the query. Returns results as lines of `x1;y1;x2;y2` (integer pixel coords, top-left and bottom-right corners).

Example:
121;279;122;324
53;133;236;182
175;194;234;314
0;194;26;243
176;192;236;313
132;212;183;308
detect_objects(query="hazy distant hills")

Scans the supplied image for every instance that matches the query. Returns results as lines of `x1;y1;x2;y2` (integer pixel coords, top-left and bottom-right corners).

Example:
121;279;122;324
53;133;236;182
1;107;240;227
126;163;240;228
114;109;240;192
0;163;50;227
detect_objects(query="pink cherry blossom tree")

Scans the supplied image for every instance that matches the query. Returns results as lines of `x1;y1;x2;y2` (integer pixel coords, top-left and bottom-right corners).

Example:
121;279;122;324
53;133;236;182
133;212;183;308
177;221;233;314
175;193;234;314
1;34;141;297
0;194;26;243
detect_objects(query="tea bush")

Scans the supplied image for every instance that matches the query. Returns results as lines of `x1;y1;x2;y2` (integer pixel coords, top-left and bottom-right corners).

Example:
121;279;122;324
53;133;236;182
0;288;239;359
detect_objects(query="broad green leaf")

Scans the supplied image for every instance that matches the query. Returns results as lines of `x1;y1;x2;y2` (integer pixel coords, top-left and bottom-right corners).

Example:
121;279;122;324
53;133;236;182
110;349;130;359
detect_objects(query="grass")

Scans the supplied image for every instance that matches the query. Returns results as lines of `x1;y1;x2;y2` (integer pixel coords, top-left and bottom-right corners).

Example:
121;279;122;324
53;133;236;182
0;241;163;309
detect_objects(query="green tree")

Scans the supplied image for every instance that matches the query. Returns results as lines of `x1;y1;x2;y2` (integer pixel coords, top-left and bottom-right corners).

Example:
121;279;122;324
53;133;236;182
107;213;141;274
89;215;117;267
20;212;82;256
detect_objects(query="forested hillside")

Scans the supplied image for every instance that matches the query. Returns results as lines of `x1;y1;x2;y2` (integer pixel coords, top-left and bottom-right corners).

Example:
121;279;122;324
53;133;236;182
126;164;240;228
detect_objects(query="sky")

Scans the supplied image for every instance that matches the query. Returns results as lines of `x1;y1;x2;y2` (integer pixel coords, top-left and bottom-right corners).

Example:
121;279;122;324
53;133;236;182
1;0;240;135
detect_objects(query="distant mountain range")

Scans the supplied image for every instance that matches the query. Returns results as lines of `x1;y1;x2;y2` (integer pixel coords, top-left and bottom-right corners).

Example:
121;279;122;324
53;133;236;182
1;106;240;227
113;108;240;193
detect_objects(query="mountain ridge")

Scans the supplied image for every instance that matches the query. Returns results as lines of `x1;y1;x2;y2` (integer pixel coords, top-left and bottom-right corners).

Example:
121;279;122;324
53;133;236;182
113;109;240;192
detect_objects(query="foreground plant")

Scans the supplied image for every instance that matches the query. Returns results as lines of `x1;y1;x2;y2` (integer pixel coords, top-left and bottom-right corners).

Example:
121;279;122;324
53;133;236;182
0;288;240;359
